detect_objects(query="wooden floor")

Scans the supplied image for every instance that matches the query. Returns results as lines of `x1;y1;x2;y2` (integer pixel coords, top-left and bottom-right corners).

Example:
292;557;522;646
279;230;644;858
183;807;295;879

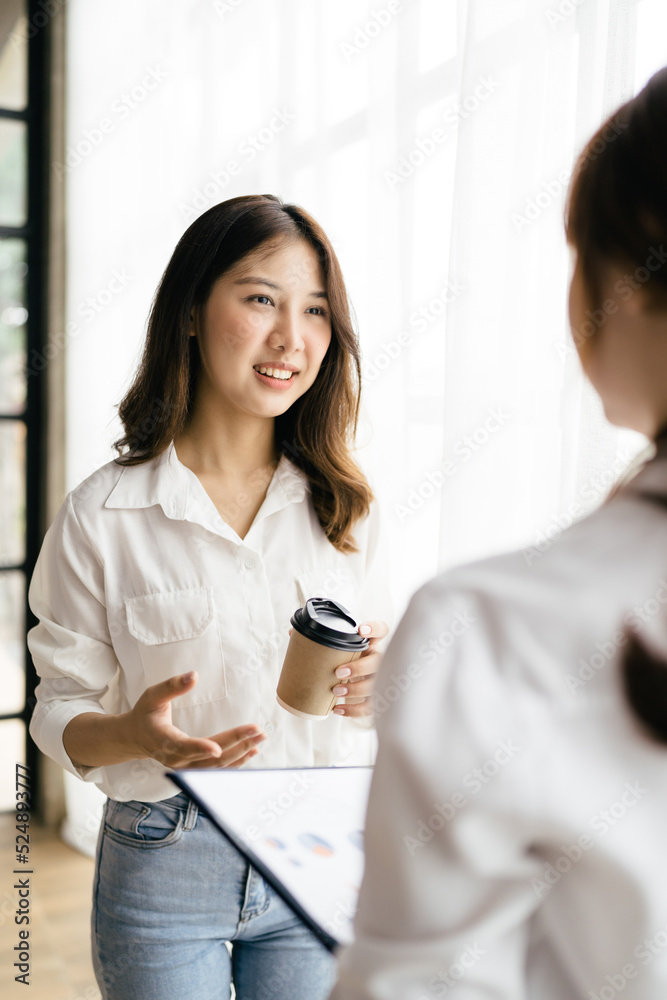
0;813;100;999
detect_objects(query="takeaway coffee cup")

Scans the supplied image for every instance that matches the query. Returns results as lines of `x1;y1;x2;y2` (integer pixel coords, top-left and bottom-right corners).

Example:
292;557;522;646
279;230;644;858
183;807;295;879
276;597;370;720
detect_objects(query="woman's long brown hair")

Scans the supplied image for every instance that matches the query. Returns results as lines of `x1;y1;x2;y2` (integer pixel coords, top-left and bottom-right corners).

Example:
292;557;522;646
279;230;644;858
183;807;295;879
113;194;372;552
565;67;667;743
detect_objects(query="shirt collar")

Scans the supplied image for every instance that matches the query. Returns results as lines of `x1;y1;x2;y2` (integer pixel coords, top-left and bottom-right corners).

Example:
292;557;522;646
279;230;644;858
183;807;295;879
104;443;185;516
104;441;308;534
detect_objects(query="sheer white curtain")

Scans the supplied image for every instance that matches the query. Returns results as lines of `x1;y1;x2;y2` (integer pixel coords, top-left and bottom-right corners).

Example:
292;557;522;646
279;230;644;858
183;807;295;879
59;0;665;849
63;0;662;615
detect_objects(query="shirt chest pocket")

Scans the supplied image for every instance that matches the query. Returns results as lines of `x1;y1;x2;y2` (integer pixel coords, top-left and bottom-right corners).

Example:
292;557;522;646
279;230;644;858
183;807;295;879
125;587;227;707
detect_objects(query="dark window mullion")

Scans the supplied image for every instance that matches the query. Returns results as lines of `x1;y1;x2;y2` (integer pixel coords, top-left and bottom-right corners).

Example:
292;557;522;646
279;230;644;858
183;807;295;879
0;712;26;723
0;107;29;122
22;1;50;774
0;226;30;238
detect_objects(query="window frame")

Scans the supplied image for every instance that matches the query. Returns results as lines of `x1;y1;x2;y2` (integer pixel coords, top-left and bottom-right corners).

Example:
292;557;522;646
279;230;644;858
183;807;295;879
0;0;51;800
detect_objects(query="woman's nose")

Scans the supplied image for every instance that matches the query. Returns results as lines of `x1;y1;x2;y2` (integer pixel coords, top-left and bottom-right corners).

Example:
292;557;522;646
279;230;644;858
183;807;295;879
269;310;305;353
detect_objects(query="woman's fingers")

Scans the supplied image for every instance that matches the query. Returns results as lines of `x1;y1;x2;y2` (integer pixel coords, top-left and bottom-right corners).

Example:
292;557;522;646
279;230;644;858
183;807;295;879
210;723;265;750
333;620;389;685
187;744;262;770
142;671;200;713
139;716;266;770
333;673;375;698
157;732;265;769
225;746;262;768
335;649;383;684
187;736;265;770
332;676;375;717
333;699;372;717
331;623;388;718
216;734;266;767
332;635;387;716
358;619;389;643
148;727;224;767
332;668;377;717
207;725;267;767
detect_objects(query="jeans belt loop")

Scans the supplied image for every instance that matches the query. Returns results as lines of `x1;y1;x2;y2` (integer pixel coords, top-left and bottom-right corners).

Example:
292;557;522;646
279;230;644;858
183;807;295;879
183;797;199;831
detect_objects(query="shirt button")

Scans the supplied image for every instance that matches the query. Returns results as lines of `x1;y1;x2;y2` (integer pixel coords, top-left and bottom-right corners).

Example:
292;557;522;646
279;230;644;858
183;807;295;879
244;559;255;570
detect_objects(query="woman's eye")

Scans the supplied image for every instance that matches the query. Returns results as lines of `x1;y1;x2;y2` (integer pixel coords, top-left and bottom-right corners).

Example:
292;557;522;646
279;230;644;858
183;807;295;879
307;306;328;317
249;295;273;306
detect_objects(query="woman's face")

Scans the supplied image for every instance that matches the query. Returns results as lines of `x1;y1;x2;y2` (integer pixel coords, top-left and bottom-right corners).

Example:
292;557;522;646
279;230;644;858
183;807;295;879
192;237;332;422
568;250;634;425
568;249;667;436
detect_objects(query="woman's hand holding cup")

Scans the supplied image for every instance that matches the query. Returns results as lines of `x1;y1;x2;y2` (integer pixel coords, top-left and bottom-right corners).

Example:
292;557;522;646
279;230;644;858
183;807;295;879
332;619;389;717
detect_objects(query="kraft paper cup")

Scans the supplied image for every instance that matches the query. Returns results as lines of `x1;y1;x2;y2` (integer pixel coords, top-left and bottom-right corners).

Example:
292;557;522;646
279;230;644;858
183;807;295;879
276;597;369;720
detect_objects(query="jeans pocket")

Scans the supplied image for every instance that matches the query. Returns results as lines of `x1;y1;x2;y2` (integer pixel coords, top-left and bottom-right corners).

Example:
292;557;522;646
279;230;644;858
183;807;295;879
103;798;185;849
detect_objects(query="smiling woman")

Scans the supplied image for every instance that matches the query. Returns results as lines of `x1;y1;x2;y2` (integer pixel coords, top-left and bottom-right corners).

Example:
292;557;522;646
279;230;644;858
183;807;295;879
188;239;331;408
173;236;334;538
115;194;372;552
26;193;392;1000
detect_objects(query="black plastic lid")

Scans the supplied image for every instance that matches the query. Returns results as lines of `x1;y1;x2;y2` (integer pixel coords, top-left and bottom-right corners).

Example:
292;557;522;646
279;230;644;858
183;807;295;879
290;597;370;652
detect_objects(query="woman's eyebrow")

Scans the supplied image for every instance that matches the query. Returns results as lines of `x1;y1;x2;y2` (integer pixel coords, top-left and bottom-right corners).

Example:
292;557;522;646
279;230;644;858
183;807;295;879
233;276;281;290
233;276;328;298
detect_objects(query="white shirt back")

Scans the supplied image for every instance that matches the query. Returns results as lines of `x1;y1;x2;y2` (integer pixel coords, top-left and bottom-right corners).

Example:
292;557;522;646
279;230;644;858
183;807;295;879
331;447;667;1000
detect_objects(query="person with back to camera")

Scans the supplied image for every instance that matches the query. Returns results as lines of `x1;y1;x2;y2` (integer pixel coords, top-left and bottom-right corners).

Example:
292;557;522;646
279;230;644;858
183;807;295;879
27;193;390;1000
329;67;667;1000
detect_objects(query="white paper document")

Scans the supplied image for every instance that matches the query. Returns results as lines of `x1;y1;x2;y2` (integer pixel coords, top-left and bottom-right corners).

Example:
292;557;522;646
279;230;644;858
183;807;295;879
170;766;373;951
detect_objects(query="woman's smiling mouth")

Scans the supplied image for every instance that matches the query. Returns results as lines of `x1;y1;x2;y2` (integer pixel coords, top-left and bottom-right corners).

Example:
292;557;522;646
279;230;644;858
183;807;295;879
253;364;299;387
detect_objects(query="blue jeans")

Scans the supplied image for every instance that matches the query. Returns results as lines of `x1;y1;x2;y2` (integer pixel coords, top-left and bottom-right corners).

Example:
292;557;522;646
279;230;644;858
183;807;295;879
91;791;337;1000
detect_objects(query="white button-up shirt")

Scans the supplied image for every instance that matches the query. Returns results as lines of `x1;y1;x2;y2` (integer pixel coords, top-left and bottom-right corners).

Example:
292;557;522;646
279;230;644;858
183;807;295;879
28;443;391;802
331;445;667;1000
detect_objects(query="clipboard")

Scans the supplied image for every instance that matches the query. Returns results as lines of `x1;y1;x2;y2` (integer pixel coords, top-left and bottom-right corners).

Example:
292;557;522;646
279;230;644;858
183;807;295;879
169;766;373;952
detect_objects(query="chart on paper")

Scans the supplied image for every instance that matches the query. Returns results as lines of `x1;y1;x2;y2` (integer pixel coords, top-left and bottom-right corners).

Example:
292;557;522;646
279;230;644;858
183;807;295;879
171;766;373;949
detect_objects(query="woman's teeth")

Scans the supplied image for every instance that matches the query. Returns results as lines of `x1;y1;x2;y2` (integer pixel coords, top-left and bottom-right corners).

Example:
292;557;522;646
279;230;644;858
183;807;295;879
254;366;294;380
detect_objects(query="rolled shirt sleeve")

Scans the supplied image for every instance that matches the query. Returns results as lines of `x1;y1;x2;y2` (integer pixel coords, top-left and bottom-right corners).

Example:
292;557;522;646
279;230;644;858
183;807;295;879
28;493;120;782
